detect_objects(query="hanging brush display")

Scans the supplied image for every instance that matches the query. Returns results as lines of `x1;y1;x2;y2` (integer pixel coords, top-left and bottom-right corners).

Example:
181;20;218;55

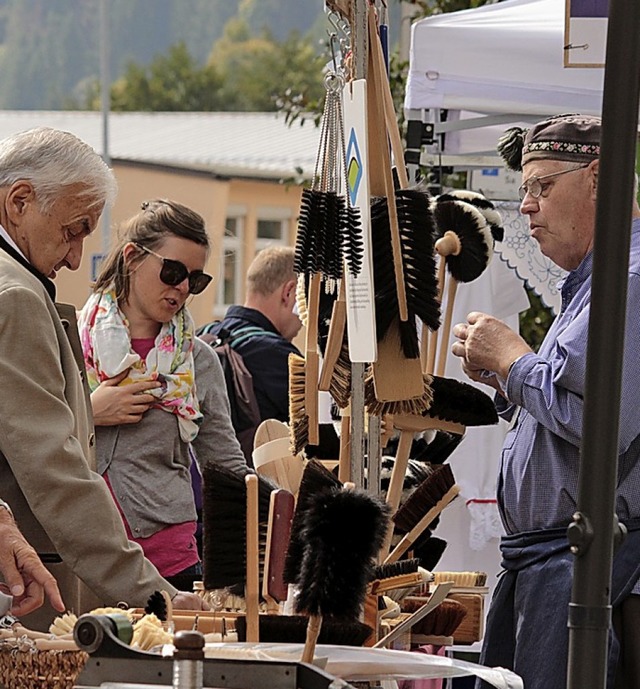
291;60;364;453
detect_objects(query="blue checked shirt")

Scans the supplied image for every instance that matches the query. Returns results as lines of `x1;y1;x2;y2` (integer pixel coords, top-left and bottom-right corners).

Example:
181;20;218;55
496;218;640;546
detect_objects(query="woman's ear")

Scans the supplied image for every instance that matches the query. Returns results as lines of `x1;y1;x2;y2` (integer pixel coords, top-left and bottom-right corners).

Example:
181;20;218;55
122;242;140;266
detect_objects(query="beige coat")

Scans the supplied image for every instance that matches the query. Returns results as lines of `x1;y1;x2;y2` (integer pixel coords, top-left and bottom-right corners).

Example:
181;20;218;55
0;248;176;630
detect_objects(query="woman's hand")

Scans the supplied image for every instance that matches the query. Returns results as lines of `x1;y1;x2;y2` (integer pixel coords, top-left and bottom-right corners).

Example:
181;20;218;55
171;591;211;611
91;370;162;426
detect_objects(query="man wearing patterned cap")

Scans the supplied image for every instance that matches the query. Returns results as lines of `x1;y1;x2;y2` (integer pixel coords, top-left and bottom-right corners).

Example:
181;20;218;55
451;114;640;689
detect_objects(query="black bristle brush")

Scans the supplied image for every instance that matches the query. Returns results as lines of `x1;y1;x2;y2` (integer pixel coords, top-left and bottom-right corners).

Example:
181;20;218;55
235;615;372;646
413;431;464;465
412;533;448;571
386;464;460;564
437;190;504;242
201;463;274;592
283;460;342;585
426;375;499;427
370;189;440;359
294;485;391;661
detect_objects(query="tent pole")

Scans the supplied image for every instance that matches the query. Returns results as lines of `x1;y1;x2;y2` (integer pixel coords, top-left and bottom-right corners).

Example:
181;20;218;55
566;1;640;687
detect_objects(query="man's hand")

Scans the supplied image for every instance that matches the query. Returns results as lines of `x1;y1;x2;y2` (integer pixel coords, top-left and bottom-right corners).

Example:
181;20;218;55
0;509;65;616
91;370;161;426
452;312;532;382
171;591;211;611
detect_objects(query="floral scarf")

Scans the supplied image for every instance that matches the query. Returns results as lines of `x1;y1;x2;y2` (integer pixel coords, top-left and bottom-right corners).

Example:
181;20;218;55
78;284;202;441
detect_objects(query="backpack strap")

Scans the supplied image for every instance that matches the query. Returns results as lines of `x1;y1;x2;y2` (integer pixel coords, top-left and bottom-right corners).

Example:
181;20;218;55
228;326;281;349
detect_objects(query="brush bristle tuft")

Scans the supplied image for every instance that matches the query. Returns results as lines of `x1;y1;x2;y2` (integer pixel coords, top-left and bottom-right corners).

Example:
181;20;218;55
294;488;391;619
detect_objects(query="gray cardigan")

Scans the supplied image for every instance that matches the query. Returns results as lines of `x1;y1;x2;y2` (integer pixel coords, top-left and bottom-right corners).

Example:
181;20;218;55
96;337;249;537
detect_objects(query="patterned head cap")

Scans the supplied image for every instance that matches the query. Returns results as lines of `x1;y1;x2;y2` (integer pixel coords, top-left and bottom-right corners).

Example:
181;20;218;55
497;113;601;171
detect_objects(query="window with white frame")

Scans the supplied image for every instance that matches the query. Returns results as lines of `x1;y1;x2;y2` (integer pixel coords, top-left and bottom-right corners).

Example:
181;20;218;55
216;212;245;316
254;207;292;254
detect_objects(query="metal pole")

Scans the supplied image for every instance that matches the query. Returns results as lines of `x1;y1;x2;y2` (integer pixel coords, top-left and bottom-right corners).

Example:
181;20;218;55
566;1;640;687
349;0;369;490
99;0;111;256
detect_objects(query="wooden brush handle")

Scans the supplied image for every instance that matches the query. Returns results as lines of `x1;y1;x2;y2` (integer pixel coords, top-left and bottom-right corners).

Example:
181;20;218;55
301;614;323;663
385;484;461;564
436;276;459;378
338;412;351;483
263;489;295;610
380;429;413;559
435;231;462;258
318;280;347;391
245;475;260;642
367;7;408;322
373;582;453;648
426;256;447;376
305;273;321;445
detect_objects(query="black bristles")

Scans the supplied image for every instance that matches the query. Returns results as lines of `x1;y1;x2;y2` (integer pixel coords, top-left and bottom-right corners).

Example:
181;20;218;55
294;189;321;274
370;189;441;357
413;430;464;465
343;205;363;276
294;488;391;619
235;615;372;646
432;199;493;283
427;376;499;426
144;591;167;621
413;535;448;570
393;464;456;534
201;463;275;591
371;558;421;581
497;126;527;172
283;460;342;584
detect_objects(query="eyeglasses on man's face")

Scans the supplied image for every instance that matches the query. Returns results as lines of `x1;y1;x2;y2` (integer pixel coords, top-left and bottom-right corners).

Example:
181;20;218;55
518;164;589;201
134;243;213;295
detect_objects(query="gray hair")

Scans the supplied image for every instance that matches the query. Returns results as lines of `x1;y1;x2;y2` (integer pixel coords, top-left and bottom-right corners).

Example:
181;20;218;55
0;127;117;212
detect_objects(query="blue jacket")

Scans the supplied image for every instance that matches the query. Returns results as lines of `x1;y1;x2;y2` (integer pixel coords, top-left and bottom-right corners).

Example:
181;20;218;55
198;305;301;423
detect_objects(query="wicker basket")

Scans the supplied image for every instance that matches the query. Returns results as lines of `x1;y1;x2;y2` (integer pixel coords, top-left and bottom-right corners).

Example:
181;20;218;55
0;643;88;689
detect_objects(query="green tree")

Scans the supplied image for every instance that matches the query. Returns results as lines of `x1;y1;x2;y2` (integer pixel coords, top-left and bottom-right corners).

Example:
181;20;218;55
208;20;325;112
78;42;224;112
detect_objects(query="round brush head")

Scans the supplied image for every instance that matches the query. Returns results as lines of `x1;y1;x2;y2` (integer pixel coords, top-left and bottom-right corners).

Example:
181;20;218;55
437;190;504;242
431;198;494;283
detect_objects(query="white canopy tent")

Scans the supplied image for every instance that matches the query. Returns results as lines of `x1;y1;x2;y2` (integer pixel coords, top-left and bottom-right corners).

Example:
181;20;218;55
404;0;605;162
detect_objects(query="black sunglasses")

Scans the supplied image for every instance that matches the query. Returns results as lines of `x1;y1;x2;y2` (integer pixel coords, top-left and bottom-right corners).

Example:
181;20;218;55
134;243;213;295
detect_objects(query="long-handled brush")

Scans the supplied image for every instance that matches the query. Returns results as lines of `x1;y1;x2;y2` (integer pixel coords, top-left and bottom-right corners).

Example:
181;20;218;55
436;189;504;242
386;464;460;564
427;197;494;377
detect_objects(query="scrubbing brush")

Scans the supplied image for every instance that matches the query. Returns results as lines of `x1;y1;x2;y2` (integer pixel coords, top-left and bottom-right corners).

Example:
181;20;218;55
201;463;274;592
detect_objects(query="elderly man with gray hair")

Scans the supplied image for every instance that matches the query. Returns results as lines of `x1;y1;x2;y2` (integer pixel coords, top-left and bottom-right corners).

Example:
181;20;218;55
0;127;207;630
452;114;640;689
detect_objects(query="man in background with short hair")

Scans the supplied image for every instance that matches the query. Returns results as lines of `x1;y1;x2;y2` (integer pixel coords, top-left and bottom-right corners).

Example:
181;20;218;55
199;246;302;425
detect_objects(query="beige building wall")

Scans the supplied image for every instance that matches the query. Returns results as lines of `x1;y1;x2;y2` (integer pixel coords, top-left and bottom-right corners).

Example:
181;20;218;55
55;161;303;329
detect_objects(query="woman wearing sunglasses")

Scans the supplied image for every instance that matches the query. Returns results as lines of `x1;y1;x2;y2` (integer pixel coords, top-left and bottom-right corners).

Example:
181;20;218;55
77;199;249;586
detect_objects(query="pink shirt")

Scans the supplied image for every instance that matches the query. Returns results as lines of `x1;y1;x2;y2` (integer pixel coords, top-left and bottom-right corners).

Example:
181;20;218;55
102;336;199;577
